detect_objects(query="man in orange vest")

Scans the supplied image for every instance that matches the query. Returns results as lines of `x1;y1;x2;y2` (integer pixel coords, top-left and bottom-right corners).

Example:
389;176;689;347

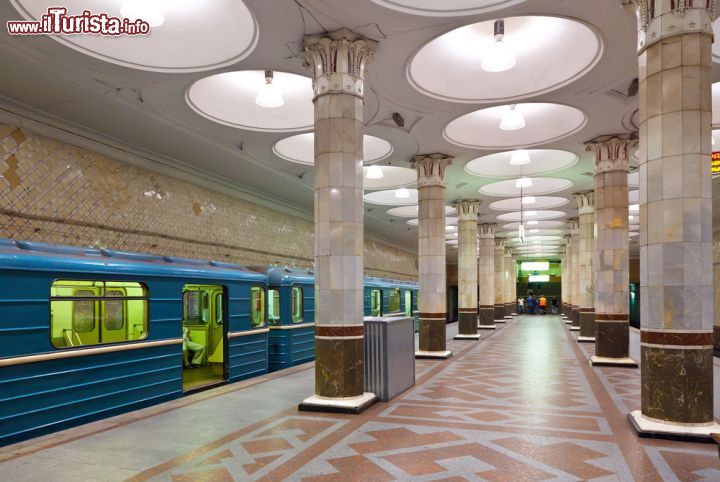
538;295;547;315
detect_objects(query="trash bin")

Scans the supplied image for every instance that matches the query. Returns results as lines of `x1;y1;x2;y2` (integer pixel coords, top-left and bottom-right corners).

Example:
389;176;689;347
364;316;415;402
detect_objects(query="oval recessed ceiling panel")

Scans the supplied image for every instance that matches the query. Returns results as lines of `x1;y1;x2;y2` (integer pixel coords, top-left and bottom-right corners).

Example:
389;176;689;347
387;205;456;217
465;149;578;178
187;70;313;132
10;0;258;72
364;189;418;206
502;220;565;230
407;216;458;226
409;16;602;103
488;196;569;211
497;210;566;222
445;103;586;149
273;133;393;166
480;178;573;197
371;0;526;16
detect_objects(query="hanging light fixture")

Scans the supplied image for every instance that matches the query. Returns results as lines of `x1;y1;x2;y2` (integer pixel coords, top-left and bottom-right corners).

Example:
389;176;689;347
366;165;384;179
121;0;165;27
255;70;284;108
482;19;516;73
500;104;526;131
515;177;533;188
395;187;410;199
510;149;531;166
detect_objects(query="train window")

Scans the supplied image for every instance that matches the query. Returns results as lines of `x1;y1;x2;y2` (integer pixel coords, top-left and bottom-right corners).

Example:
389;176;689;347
370;289;382;317
183;290;211;324
404;290;412;317
250;286;266;327
215;293;223;325
50;280;148;349
268;289;280;326
291;287;303;323
389;288;401;313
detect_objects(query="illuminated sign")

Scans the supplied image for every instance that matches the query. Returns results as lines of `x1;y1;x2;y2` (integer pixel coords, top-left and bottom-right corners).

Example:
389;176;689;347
528;274;550;282
521;262;549;272
713;152;720;177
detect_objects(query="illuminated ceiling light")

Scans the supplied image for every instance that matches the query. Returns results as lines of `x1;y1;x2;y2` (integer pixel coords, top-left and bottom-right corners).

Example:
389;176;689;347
481;19;516;73
529;229;539;233
445;226;456;232
629;203;639;212
629;215;635;221
366;165;384;179
395;187;410;199
510;149;531;166
518;224;525;243
500;104;526;131
121;0;165;27
526;220;538;225
255;70;284;108
521;196;536;205
515;177;533;188
529;274;550;282
525;210;537;216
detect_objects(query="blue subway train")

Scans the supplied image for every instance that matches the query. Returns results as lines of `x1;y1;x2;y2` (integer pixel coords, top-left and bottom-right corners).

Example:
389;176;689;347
0;239;418;445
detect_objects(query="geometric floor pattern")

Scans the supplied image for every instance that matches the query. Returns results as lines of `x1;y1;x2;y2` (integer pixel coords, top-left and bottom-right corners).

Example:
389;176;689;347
2;316;720;481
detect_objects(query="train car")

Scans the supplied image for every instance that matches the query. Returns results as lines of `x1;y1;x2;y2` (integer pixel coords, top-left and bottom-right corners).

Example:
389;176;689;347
261;267;316;372
364;277;419;319
0;240;268;446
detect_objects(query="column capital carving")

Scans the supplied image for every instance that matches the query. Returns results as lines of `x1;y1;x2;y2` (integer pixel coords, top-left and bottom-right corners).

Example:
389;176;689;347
494;238;505;250
302;28;378;99
455;200;481;221
412;154;454;188
585;134;637;174
478;223;496;238
629;0;716;50
575;191;595;215
568;217;580;234
504;247;513;258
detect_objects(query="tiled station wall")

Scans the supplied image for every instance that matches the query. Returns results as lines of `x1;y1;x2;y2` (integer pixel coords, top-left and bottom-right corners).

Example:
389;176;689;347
0;123;418;280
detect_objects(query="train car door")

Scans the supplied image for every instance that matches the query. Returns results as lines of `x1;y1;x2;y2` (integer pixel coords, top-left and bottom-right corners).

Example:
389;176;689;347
182;284;227;392
370;289;382;317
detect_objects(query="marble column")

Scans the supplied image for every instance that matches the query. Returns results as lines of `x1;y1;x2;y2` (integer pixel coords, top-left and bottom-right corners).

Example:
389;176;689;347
586;135;637;367
493;238;506;323
478;224;497;329
503;248;514;318
562;237;572;321
299;29;377;413
512;255;518;315
576;192;596;341
415;154;454;359
561;249;568;319
628;0;719;438
569;218;580;329
714;186;720;357
455;200;481;340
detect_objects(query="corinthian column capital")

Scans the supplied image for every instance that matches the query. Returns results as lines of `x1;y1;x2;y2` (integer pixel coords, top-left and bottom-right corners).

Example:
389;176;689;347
412;154;454;188
302;28;378;99
575;191;595;215
455;200;481;221
478;223;496;238
494;238;505;250
585;134;637;174
568;217;580;234
630;0;716;50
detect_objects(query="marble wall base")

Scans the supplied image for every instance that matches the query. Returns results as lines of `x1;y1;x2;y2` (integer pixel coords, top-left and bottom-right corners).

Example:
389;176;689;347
714;326;720;357
494;305;506;322
641;345;713;425
570;307;580;329
478;307;496;329
595;320;630;359
457;310;479;337
315;336;364;398
579;310;595;340
417;316;449;356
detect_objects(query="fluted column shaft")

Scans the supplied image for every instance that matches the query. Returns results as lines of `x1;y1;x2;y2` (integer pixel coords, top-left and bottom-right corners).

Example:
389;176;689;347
512;256;517;314
302;30;376;401
561;251;568;317
493;239;506;322
577;192;596;338
504;249;514;318
569;219;580;327
478;224;496;328
563;238;572;319
635;0;714;426
415;154;453;358
456;201;480;339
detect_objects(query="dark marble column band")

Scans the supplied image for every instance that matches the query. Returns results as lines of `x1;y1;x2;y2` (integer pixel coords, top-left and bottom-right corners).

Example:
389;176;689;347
595;321;629;359
316;325;364;337
459;308;477;313
641;345;713;424
315;337;364;398
640;331;714;346
504;303;513;317
579;310;595;338
458;311;478;335
420;313;447;319
595;313;629;320
714;326;720;356
478;307;495;327
571;307;580;327
419;317;447;352
494;305;505;320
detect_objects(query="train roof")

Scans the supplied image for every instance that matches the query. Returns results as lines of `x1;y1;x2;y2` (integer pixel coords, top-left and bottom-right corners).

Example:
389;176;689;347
365;276;419;289
252;266;315;287
0;239;266;282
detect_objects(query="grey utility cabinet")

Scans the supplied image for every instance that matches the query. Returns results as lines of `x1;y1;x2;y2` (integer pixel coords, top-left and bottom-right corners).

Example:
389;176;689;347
364;316;415;402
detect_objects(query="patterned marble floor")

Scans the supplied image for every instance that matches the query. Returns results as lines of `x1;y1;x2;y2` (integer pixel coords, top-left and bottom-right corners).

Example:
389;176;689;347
2;317;720;481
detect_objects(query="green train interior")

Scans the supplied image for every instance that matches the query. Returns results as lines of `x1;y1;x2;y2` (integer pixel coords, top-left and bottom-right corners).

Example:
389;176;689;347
370;289;382;316
182;284;225;392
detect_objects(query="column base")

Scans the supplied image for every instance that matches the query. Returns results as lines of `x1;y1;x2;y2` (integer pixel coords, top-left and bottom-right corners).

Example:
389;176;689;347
589;355;638;368
628;411;720;443
576;336;595;343
477;324;497;330
569;326;580;331
454;334;481;340
415;350;453;359
564;320;573;324
299;392;376;414
494;319;507;323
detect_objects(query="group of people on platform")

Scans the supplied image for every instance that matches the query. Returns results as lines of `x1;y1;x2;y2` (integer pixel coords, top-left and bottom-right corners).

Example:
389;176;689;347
517;294;559;316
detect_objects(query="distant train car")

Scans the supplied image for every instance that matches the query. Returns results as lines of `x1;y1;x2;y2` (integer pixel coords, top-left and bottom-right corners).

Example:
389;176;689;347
261;267;316;372
364;277;419;319
0;240;268;446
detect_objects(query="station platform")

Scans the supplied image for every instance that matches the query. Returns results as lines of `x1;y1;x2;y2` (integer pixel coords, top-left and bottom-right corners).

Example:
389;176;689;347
1;316;720;481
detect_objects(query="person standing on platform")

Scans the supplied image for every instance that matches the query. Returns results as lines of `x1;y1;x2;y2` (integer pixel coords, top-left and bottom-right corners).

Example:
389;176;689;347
539;295;547;315
517;297;524;314
551;297;559;316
